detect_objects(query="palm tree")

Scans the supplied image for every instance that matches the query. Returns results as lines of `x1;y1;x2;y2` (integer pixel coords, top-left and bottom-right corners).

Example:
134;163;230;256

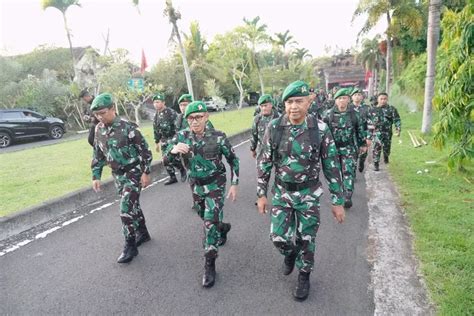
421;0;442;134
292;48;312;62
41;0;80;80
357;36;384;96
353;0;424;93
163;0;194;99
241;16;269;95
273;30;297;69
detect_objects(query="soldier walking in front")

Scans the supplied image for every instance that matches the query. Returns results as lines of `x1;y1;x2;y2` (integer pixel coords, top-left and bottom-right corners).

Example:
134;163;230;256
367;93;401;171
323;88;367;208
152;93;186;184
256;81;345;301
165;101;239;288
90;93;152;264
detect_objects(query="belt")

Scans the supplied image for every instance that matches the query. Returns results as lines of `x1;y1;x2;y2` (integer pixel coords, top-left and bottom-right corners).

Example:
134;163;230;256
275;178;320;191
115;163;140;176
191;174;220;186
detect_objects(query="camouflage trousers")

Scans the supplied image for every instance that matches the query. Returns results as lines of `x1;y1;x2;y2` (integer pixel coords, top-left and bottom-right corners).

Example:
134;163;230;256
191;173;227;258
161;139;185;177
373;131;392;163
113;168;146;239
338;147;357;200
270;184;322;273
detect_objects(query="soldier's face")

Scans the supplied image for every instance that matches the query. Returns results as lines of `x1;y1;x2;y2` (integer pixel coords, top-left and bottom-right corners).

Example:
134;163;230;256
153;100;165;111
285;96;310;124
179;102;189;114
187;112;209;134
93;106;116;125
260;102;273;115
377;95;388;106
335;95;350;110
352;93;363;103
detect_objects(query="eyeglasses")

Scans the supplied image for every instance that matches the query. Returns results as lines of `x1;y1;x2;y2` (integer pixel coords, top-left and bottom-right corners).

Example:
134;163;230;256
186;114;205;122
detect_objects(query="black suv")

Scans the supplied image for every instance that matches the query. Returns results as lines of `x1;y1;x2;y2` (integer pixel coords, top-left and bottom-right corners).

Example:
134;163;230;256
0;109;66;148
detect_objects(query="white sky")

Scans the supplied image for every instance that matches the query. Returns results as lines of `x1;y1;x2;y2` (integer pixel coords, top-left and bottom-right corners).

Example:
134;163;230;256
1;0;386;66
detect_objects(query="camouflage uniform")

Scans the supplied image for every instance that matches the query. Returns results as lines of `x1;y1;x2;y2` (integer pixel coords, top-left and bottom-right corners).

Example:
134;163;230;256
165;128;239;259
153;107;184;177
92;117;152;239
367;104;401;164
250;111;279;156
257;114;344;273
351;102;370;170
322;107;365;205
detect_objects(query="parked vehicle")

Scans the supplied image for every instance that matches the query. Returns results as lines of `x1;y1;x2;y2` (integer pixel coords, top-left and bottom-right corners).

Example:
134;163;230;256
0;109;66;148
203;97;226;112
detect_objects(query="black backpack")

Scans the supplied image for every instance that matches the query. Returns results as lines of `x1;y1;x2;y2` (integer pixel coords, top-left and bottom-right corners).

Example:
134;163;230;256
271;115;320;162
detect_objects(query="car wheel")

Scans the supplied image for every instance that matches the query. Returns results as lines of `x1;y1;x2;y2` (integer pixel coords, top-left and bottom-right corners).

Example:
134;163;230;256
49;126;64;139
0;132;12;148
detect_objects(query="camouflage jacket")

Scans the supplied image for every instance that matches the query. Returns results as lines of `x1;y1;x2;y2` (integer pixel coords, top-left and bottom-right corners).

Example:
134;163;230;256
257;115;344;205
322;107;366;150
153;107;178;143
367;104;401;136
351;102;370;140
91;117;152;180
250;111;280;152
165;127;239;185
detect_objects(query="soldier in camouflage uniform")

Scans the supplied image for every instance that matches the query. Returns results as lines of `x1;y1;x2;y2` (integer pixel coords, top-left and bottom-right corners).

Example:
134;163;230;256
250;94;279;159
322;88;367;209
176;93;215;131
367;93;401;171
165;101;239;288
307;88;319;118
152;93;187;185
90;93;152;264
257;81;345;301
350;88;372;172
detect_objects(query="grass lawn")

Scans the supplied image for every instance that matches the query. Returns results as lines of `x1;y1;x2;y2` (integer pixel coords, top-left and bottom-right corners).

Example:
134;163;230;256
0;107;254;217
388;107;473;315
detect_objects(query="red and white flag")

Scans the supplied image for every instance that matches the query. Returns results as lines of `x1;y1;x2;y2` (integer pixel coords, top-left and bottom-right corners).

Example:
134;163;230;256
140;49;148;75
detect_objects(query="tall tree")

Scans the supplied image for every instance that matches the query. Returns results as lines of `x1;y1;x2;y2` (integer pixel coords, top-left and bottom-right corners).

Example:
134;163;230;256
353;0;424;93
357;36;384;96
240;16;269;95
41;0;80;81
273;30;297;69
421;0;442;134
162;0;194;98
292;48;312;62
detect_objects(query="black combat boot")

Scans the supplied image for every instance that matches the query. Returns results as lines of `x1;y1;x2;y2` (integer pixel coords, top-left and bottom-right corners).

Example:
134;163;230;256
283;251;297;275
374;162;380;171
135;227;151;247
117;238;138;263
293;271;311;301
202;257;216;288
179;167;187;182
164;174;178;185
384;155;389;164
358;159;365;172
217;223;231;246
344;198;353;209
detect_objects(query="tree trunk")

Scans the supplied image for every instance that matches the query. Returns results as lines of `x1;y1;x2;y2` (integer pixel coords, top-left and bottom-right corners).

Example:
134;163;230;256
174;24;194;99
373;68;378;96
62;12;77;82
422;0;441;134
385;12;392;94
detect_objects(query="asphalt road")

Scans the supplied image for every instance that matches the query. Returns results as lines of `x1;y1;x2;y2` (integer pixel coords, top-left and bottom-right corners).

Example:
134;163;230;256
0;141;374;315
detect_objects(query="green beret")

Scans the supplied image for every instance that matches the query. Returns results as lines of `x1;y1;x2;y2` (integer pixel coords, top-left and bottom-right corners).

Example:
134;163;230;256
282;80;310;102
90;93;113;111
178;94;193;104
185;101;208;118
152;93;165;101
334;88;352;99
351;88;361;96
258;94;273;105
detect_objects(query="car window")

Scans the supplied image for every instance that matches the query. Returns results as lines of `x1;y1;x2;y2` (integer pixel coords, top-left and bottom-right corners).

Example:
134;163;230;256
1;112;23;119
24;111;42;119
